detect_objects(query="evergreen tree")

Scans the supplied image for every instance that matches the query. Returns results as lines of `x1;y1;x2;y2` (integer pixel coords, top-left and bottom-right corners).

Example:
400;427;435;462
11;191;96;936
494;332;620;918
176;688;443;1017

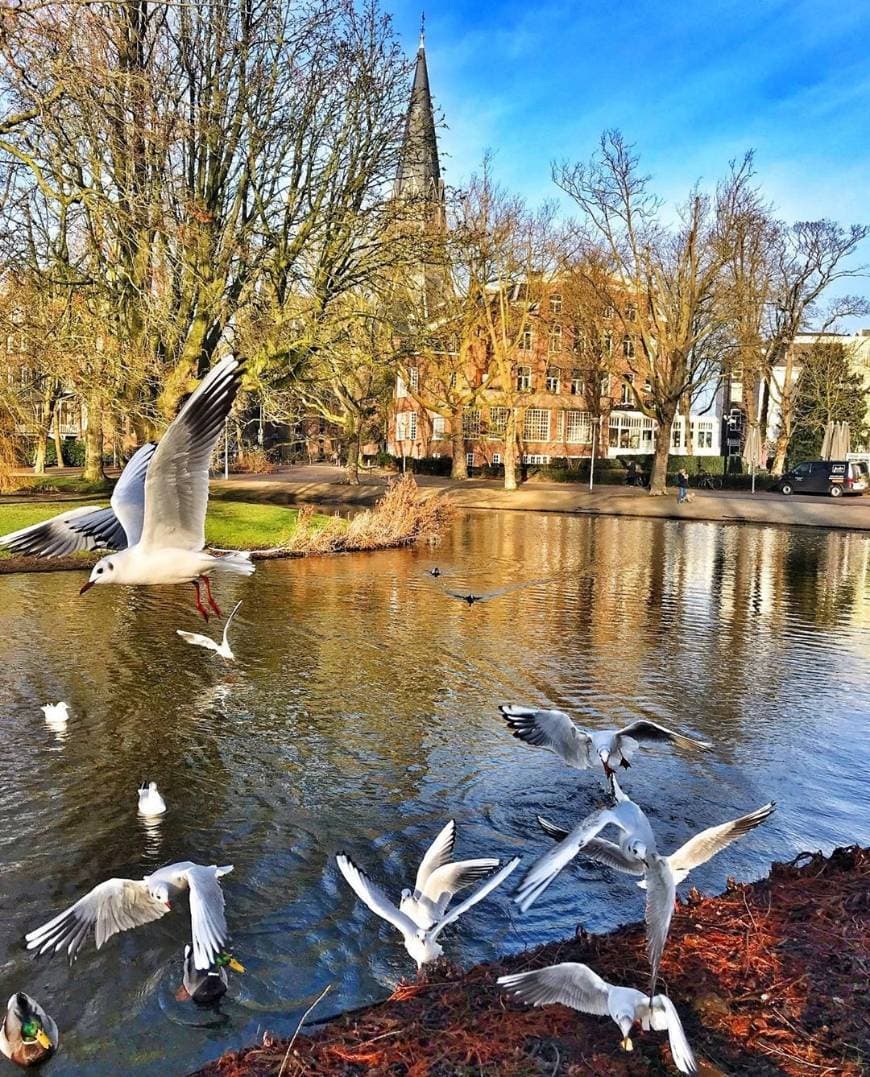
789;342;868;464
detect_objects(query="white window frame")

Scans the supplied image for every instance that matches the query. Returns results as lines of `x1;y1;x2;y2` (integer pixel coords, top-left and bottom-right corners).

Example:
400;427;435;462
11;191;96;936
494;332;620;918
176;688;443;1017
570;369;584;395
519;327;533;351
430;412;445;441
462;407;481;438
466;451;475;468
623;335;635;359
492;452;502;465
408;367;420;391
620;374;634;406
565;410;592;444
516;365;532;392
572;326;584;354
549;293;562;314
488;406;509;437
600;373;611;396
523;408;551;442
604;332;613;356
549;323;563;354
546;365;561;393
396;375;408;399
626;303;638;322
523;454;550;465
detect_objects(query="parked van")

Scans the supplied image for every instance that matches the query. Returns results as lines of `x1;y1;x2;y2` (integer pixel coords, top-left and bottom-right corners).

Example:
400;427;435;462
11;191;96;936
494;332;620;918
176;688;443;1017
775;460;867;498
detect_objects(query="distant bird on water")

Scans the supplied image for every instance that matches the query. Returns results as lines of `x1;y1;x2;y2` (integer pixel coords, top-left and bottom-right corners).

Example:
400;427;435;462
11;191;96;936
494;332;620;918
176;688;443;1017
499;705;712;789
428;567;442;577
137;782;167;817
177;601;242;660
0;356;252;621
0;992;59;1068
498;963;696;1074
40;702;69;731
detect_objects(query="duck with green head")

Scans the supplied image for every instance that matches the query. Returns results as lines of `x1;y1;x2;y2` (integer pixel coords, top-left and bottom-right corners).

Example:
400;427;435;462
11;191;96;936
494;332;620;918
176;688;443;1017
177;946;244;1005
0;993;58;1068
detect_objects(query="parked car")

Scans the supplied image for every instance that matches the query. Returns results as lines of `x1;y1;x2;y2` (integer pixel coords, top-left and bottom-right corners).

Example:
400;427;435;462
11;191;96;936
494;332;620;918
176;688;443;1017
774;460;867;497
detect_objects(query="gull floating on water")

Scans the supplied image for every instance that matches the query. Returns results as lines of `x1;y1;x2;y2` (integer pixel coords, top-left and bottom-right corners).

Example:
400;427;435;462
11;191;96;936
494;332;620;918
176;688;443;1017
498;963;696;1074
40;703;69;730
515;779;674;996
0;992;59;1069
176;601;241;660
538;801;776;889
177;944;244;1005
137;782;167;817
25;861;233;971
499;705;712;789
336;849;519;969
0;356;252;621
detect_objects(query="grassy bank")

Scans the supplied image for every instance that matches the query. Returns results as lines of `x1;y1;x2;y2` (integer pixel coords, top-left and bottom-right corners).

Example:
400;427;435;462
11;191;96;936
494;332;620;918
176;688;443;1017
195;846;868;1077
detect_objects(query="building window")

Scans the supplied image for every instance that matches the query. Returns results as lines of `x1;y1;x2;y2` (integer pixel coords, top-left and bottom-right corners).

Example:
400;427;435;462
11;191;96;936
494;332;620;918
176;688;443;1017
519;327;533;351
620;374;634;406
548;323;562;354
565;410;592;444
395;411;417;441
462;408;481;437
604;303;615;319
549;293;562;314
609;412;657;451
396;375;408;399
408;367;420;391
523;408;550;442
488;406;509;436
694;420;714;450
623;335;634;359
466;452;475;468
546;366;561;393
523;454;550;465
626;303;638;322
671;420;684;450
430;413;445;441
570;369;584;395
492;452;502;465
600;373;611;396
603;332;613;356
572;326;584;354
516;365;532;392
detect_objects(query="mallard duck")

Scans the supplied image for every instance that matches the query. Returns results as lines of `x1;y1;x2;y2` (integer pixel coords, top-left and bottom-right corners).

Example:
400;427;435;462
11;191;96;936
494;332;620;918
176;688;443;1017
176;945;244;1004
0;993;58;1068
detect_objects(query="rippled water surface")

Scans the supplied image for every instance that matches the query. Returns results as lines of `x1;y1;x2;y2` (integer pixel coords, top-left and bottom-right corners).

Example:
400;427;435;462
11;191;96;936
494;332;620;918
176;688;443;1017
1;511;869;1074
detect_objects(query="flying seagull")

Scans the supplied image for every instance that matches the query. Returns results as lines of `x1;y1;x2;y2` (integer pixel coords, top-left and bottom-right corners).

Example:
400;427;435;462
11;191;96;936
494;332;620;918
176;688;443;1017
515;779;674;997
498;963;696;1074
0;356;252;621
177;601;242;660
537;801;776;889
336;851;519;969
499;705;712;789
25;861;233;971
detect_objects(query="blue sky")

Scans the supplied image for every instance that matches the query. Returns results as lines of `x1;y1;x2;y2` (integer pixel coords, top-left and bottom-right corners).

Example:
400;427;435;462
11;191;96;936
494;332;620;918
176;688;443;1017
391;0;870;325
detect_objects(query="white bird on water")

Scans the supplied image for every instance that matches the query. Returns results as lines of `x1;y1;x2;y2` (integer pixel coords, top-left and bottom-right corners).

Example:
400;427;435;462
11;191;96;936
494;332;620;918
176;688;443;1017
498;962;697;1074
0;356;252;621
177;601;242;660
515;779;674;996
537;801;776;889
499;704;712;789
40;703;69;730
336;849;519;970
25;861;233;971
137;782;167;817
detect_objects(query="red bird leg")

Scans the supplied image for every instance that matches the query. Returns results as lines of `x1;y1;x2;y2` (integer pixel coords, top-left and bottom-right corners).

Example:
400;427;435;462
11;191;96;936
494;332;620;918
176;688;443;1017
202;575;222;617
193;579;209;622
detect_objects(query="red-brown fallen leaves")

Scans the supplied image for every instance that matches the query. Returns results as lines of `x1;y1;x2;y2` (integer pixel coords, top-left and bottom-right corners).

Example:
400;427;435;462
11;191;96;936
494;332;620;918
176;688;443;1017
194;846;869;1076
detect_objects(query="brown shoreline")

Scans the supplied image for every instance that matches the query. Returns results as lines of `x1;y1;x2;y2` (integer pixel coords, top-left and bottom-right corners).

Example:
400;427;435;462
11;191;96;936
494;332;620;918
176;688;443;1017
193;846;868;1076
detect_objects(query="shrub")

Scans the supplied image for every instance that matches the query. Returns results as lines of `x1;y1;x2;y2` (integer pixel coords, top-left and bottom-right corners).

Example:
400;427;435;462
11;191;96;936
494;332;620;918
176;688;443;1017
232;448;278;474
664;455;728;476
383;455;453;476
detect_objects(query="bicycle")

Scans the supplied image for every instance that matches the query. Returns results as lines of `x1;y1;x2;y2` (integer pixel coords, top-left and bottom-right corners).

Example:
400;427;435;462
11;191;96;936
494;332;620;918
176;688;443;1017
696;472;723;491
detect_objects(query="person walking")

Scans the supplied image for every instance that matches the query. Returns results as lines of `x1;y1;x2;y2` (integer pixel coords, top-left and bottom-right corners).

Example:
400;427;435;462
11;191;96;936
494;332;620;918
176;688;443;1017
676;467;690;504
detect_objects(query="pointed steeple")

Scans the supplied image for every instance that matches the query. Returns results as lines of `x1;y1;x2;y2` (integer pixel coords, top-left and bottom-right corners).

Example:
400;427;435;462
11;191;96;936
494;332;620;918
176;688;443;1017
395;27;444;211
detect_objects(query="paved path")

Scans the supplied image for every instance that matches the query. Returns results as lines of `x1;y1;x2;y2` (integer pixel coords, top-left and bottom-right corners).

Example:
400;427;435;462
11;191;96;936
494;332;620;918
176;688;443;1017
213;465;870;532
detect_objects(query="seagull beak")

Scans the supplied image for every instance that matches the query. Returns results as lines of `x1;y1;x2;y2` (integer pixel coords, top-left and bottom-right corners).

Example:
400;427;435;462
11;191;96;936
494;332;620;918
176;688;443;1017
35;1030;52;1049
79;580;94;595
228;957;245;973
164;901;172;910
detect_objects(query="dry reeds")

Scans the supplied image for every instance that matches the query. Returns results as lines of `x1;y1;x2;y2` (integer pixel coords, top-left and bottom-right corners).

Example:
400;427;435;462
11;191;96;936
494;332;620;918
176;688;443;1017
232;448;279;475
287;476;453;556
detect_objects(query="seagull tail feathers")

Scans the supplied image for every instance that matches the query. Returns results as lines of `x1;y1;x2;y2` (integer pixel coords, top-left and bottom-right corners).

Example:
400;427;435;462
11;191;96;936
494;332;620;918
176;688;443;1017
210;550;255;576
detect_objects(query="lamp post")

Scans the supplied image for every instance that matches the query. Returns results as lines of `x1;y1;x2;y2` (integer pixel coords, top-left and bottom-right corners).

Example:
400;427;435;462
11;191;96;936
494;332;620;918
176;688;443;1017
589;414;603;491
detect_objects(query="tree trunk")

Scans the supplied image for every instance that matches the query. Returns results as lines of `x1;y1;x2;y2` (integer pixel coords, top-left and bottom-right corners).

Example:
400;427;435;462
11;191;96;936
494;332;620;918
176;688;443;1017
32;431;48;474
83;394;105;482
648;408;675;495
771;427;789;476
53;402;65;467
503;408;519;491
345;427;361;485
450;420;467;479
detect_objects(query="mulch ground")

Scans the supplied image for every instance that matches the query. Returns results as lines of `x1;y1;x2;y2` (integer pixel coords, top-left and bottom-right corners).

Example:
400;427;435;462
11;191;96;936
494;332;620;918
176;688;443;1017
194;846;869;1077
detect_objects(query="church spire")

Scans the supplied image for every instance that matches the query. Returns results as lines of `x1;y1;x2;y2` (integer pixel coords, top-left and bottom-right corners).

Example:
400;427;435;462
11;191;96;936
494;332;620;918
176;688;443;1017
395;25;443;209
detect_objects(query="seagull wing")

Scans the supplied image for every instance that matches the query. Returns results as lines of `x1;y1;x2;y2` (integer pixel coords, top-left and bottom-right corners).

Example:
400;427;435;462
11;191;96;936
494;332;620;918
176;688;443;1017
515;809;616;912
537;815;570;842
646;996;697;1074
24;878;167;961
336;854;418;942
413;819;456;894
616;719;712;752
139;355;244;551
498;962;612;1015
499;705;592;769
644;855;676;995
221;601;243;648
176;630;221;653
428;857;519;941
423;859;502;913
0;505;126;558
109;442;156;545
667;803;776;879
579;838;646;876
183;865;230;971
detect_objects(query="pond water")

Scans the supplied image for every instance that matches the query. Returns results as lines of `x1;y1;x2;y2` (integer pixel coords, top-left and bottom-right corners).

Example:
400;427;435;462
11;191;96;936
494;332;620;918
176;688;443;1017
1;511;868;1075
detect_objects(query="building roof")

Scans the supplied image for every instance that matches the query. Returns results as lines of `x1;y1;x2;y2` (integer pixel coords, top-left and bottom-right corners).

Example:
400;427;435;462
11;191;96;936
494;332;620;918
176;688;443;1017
395;33;443;202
